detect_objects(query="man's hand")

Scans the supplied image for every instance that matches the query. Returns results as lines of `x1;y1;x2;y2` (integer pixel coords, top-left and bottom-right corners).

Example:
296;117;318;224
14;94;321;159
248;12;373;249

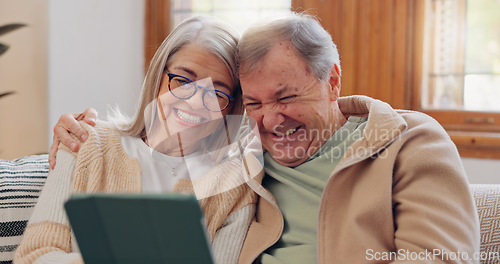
49;108;98;170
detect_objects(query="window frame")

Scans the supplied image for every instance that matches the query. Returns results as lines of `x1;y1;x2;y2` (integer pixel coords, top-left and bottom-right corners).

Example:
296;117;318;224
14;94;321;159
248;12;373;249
144;0;171;72
413;0;500;159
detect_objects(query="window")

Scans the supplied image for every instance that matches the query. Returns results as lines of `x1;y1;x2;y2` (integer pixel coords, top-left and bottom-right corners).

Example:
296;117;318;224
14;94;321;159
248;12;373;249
170;0;291;33
422;0;500;112
421;0;500;158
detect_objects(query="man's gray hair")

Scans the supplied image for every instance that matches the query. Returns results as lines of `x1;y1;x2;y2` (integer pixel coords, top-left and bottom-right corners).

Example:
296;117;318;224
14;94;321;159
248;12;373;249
238;12;341;81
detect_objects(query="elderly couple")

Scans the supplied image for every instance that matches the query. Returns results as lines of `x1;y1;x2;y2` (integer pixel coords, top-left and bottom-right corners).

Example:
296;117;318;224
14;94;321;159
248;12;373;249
15;13;479;264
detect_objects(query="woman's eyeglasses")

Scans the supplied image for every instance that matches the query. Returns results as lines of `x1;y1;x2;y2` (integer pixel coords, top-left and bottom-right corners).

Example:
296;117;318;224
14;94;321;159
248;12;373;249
166;72;234;112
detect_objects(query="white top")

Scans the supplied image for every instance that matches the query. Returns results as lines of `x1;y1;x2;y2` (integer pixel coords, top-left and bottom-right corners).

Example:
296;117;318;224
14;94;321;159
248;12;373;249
120;135;213;192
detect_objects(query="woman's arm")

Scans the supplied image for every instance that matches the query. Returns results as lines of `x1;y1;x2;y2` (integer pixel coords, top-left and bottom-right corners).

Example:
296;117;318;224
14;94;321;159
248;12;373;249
14;148;83;264
211;204;255;264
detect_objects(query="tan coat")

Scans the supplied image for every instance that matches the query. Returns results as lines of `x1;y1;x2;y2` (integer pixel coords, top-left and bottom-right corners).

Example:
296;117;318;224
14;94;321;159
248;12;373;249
239;95;480;264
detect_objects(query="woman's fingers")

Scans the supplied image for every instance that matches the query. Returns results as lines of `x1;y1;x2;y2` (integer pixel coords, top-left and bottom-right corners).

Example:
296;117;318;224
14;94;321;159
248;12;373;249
81;108;98;126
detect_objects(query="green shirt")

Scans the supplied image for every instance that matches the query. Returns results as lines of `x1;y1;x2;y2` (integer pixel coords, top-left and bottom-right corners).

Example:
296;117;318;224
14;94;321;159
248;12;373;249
259;116;367;264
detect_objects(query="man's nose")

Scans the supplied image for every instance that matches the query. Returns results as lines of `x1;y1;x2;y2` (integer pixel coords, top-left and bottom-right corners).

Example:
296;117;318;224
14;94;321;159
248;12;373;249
261;105;285;132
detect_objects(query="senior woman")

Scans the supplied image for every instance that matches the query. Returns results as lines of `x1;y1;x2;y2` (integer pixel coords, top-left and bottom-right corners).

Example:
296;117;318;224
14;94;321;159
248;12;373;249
15;16;263;264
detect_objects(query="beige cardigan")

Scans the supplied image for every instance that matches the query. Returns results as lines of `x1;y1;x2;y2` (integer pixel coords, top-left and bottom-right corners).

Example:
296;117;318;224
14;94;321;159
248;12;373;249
15;122;259;264
239;95;480;264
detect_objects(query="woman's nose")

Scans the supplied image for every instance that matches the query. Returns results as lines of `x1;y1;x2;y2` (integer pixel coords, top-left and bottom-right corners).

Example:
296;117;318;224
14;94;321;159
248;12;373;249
184;87;206;110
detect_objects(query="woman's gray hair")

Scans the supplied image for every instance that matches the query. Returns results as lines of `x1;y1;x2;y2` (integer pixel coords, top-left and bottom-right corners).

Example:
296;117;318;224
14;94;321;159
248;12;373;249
238;12;341;81
109;16;243;161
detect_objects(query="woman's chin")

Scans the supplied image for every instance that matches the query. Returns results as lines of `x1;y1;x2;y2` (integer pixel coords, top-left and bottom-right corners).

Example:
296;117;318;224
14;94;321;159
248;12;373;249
176;129;210;146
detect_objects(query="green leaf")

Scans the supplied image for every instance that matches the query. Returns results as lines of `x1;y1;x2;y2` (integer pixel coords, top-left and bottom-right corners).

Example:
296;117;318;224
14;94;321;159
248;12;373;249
0;24;26;37
0;91;15;98
0;43;8;56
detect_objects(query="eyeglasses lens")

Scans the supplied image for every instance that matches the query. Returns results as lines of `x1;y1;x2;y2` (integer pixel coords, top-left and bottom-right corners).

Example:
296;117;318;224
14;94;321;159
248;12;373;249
169;74;230;112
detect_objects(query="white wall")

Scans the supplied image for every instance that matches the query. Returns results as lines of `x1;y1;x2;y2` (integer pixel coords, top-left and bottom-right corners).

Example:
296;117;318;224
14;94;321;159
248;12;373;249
0;0;144;159
462;158;500;184
48;0;144;143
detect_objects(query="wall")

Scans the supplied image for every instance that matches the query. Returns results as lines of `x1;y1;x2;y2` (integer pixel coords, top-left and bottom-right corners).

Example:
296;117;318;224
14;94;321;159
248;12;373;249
0;0;49;159
48;0;145;144
0;0;144;159
292;0;418;110
462;158;500;184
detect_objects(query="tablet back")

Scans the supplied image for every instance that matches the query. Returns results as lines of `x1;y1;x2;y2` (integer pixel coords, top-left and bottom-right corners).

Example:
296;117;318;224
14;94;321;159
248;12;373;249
65;193;214;264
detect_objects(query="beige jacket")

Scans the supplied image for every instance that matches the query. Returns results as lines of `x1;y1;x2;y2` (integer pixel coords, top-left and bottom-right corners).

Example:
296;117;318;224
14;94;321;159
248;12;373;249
239;95;480;264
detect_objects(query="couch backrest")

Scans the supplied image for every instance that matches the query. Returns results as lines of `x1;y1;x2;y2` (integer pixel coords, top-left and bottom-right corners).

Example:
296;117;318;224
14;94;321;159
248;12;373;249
0;154;49;264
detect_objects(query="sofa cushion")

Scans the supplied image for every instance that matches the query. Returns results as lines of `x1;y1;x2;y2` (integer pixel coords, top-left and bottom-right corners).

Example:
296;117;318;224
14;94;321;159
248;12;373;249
0;154;48;264
471;184;500;264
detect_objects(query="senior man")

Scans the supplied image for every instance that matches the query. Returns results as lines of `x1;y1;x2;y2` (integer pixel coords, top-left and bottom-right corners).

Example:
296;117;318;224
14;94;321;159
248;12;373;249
51;13;479;264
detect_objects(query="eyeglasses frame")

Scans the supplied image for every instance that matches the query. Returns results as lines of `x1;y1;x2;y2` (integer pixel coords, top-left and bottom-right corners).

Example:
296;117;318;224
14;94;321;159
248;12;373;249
165;72;234;112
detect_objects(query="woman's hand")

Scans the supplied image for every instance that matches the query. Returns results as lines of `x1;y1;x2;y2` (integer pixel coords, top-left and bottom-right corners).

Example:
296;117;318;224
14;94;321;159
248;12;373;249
49;108;98;170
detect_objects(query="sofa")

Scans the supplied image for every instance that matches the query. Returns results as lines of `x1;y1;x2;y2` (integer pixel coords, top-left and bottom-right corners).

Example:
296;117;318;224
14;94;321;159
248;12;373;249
1;154;499;264
0;155;49;264
471;184;500;263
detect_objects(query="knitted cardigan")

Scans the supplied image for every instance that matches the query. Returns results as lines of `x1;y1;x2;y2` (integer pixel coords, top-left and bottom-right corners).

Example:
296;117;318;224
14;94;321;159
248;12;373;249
14;122;259;264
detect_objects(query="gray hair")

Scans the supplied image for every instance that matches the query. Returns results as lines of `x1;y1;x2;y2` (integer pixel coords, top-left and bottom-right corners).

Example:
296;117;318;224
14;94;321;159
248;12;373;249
238;12;341;81
109;16;243;160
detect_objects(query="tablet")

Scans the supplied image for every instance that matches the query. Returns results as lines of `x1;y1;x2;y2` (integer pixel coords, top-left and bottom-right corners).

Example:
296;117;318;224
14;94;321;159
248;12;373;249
64;193;214;264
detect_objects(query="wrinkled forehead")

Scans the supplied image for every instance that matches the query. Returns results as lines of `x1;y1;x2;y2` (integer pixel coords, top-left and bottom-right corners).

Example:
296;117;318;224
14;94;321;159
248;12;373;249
240;44;311;93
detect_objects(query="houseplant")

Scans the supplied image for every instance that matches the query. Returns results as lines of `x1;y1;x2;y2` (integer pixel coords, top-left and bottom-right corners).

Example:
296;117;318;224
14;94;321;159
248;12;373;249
0;23;26;99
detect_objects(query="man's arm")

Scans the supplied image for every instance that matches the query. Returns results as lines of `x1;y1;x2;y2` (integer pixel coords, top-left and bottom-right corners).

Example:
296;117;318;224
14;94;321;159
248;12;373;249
391;113;480;263
49;108;98;170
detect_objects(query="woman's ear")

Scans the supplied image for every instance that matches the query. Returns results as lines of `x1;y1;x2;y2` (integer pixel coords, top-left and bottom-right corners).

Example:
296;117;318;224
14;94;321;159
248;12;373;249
328;64;341;101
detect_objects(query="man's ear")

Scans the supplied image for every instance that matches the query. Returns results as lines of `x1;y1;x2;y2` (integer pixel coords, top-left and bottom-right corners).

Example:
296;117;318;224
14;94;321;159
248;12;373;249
328;64;341;101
